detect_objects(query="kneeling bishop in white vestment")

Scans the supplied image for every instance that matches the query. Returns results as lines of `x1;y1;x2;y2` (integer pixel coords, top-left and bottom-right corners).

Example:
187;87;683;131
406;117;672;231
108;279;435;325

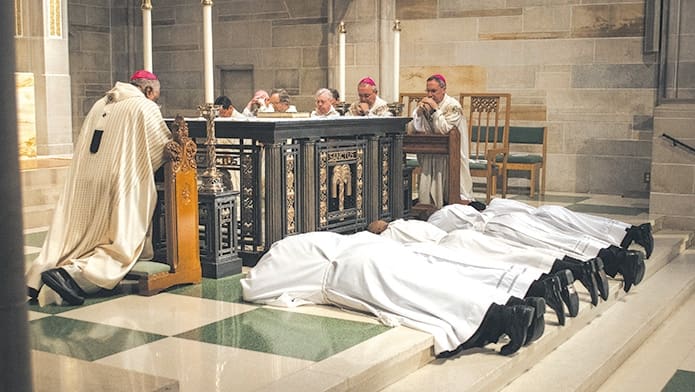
26;70;172;306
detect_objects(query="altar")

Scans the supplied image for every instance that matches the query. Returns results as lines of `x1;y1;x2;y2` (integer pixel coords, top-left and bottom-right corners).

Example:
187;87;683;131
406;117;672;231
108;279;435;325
184;117;411;265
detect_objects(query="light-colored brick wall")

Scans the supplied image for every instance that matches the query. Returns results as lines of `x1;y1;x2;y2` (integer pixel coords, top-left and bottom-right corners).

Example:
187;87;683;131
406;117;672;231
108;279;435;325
62;0;693;207
395;0;656;195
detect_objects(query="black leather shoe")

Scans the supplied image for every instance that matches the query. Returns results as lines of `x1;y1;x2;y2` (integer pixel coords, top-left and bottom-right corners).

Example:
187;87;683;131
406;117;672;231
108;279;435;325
522;297;546;345
41;268;85;306
621;223;654;259
555;269;579;317
28;287;39;300
507;296;546;345
543;275;565;326
587;257;609;301
500;305;534;356
617;250;646;293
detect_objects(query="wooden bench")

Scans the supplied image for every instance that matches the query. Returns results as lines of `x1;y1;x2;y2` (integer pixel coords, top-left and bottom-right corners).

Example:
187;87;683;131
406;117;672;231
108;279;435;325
497;126;547;197
124;115;202;295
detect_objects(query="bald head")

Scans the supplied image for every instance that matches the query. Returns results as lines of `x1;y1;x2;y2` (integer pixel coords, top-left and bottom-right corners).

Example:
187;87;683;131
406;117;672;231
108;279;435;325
367;220;389;235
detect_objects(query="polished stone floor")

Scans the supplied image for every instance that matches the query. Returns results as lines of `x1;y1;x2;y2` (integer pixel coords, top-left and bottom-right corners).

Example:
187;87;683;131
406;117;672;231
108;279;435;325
24;191;693;391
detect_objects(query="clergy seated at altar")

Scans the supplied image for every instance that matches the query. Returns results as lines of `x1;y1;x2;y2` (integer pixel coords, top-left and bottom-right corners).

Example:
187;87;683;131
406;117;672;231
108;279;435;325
311;88;340;118
242;230;547;357
25;70;172;306
345;76;393;117
409;73;478;209
214;95;246;120
267;88;298;113
242;89;271;117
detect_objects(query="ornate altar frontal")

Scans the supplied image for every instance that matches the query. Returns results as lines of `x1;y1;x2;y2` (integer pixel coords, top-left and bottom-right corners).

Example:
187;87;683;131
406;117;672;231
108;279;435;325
182;117;411;265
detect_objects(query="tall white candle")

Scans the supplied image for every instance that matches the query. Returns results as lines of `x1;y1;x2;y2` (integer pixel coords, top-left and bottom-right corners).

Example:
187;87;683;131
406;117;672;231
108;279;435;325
142;1;152;72
338;21;346;102
393;20;401;103
202;0;214;104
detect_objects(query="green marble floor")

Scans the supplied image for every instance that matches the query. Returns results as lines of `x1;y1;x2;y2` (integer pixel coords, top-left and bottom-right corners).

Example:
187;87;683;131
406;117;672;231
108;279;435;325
26;191;688;392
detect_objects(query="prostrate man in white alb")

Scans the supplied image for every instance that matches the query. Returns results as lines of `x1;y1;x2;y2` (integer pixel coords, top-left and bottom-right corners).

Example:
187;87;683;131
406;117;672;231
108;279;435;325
242;230;547;357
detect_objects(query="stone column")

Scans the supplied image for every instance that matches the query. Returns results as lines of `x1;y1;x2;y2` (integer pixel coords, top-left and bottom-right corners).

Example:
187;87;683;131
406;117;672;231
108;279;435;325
1;1;33;389
14;0;73;156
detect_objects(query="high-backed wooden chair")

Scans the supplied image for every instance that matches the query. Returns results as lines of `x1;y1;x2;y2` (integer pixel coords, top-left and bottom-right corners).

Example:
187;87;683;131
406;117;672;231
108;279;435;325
459;93;511;203
399;92;426;117
125;115;202;295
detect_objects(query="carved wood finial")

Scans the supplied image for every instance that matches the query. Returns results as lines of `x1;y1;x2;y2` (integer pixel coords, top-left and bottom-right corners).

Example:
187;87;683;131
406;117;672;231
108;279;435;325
166;115;197;173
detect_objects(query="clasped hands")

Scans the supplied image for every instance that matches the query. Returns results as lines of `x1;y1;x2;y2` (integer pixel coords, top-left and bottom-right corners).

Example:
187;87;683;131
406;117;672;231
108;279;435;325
417;97;438;117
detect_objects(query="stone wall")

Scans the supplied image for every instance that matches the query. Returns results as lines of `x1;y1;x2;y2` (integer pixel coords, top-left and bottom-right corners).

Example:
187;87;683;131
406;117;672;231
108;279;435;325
149;0;335;116
650;105;695;230
61;0;680;197
395;0;656;195
15;0;73;155
67;0;131;142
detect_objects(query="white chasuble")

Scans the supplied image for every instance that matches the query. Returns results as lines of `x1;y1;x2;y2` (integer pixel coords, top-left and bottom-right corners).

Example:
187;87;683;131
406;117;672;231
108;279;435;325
26;82;172;292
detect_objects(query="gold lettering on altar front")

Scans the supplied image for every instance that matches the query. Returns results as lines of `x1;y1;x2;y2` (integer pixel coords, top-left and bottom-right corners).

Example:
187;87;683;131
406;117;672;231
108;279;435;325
327;150;357;163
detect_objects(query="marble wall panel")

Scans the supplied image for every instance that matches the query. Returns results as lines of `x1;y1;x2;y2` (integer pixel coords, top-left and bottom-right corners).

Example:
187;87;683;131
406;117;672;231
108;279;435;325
399;65;486;97
400;19;477;42
571;3;643;38
536;71;570;89
571;64;658;89
395;0;437;19
522;39;594;65
545;153;590;193
478;16;522;34
522;6;570;32
271;23;327;48
302;47;328;68
587;156;650;194
650;164;695;194
650;193;695;218
595;38;650;64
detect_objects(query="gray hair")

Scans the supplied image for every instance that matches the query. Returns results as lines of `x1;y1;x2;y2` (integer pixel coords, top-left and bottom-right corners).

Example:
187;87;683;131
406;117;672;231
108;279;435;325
271;88;291;104
131;78;161;94
315;88;333;100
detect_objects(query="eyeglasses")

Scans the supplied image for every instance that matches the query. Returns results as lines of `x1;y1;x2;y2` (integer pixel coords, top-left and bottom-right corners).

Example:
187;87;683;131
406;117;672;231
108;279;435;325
358;93;374;98
425;89;440;94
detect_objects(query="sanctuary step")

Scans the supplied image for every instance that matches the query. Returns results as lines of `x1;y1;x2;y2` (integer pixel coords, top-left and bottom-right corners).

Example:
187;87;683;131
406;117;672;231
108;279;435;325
376;231;693;392
20;157;70;229
32;350;179;392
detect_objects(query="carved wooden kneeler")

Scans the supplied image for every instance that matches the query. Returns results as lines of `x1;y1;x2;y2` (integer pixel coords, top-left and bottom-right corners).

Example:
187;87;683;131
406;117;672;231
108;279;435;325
126;115;202;295
403;126;465;219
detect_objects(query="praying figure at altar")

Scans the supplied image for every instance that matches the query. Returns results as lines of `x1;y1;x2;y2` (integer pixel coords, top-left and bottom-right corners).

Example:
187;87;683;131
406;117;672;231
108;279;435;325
267;88;298;113
26;70;172;306
311;88;340;118
242;89;271;117
345;77;392;117
214;95;246;120
410;73;475;208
